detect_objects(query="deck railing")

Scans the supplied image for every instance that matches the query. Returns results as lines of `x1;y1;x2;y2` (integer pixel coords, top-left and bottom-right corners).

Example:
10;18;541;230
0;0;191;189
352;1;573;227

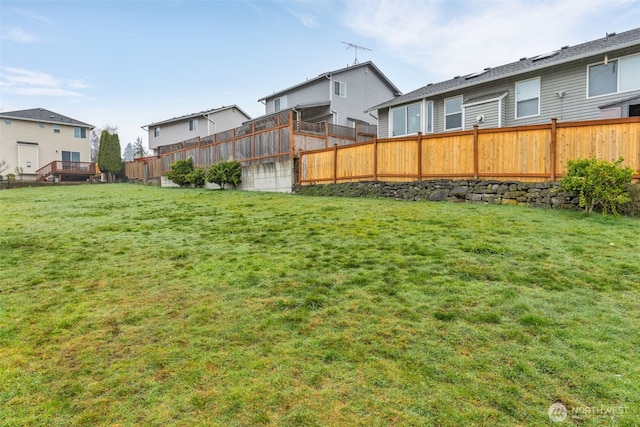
36;161;97;180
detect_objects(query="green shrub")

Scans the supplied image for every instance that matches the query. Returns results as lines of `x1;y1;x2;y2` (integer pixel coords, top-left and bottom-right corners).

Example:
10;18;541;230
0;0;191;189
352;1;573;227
186;167;206;188
166;158;194;187
206;161;242;189
618;184;640;217
560;157;635;215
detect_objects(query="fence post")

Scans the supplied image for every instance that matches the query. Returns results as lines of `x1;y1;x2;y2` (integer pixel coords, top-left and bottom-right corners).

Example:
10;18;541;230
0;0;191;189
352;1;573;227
196;137;200;167
550;118;557;181
333;143;338;184
417;132;423;180
325;122;330;148
252;122;256;161
289;111;295;159
232;128;236;161
373;138;378;181
473;125;479;179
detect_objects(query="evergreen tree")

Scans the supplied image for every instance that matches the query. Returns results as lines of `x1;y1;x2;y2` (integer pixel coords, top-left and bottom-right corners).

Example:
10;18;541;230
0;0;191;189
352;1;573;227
98;130;123;182
123;143;135;162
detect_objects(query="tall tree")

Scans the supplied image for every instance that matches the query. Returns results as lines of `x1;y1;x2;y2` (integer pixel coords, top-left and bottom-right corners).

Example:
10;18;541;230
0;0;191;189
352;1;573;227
123;143;135;162
133;137;147;159
90;125;118;162
97;130;123;182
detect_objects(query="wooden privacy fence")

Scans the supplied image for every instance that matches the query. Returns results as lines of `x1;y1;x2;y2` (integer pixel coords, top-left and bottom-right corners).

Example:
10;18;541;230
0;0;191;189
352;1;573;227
298;117;640;185
124;111;378;181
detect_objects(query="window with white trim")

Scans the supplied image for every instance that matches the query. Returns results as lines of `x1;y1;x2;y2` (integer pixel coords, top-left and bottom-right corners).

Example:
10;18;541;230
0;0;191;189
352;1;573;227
274;96;287;112
334;81;346;98
74;127;86;138
445;96;463;130
391;102;421;136
588;53;640;97
425;101;434;133
154;127;160;137
3;119;11;126
53;126;61;134
515;77;540;119
188;119;198;131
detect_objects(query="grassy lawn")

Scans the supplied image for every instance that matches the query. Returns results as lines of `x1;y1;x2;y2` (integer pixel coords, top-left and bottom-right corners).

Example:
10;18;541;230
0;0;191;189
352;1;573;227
1;184;639;426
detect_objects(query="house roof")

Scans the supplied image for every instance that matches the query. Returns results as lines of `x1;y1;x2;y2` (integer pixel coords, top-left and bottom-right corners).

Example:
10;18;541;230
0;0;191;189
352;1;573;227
144;105;252;127
0;108;93;128
369;27;640;112
258;61;402;102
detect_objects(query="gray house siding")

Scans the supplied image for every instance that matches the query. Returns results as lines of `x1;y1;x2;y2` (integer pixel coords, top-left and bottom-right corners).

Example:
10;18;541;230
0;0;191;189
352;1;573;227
331;64;398;127
378;44;640;138
265;80;329;115
147;106;250;150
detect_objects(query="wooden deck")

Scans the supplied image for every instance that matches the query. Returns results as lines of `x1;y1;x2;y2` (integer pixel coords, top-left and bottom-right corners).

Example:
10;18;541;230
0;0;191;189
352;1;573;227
36;161;97;181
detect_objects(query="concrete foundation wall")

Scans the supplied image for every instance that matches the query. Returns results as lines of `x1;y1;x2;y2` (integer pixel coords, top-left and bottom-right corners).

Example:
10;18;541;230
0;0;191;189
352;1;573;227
161;159;294;193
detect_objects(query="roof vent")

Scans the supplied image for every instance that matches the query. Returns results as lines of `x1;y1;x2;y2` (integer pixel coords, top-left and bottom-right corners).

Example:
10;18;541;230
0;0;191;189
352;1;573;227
606;32;616;37
427;83;433;86
532;50;560;62
520;57;527;61
49;115;55;118
561;45;569;50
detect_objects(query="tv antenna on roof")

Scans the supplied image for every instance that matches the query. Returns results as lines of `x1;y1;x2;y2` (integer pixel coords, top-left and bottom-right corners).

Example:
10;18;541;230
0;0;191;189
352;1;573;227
342;41;372;65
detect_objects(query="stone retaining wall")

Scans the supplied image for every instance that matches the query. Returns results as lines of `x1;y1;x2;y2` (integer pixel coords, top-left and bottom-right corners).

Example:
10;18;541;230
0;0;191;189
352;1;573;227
295;180;581;210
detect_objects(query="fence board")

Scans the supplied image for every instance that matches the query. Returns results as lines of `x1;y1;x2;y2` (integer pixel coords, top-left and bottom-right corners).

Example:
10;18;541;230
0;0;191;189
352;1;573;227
336;144;375;182
423;134;475;177
376;139;419;179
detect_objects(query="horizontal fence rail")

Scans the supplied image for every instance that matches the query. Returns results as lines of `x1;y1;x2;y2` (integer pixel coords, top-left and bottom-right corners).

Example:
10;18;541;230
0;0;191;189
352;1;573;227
298;117;640;185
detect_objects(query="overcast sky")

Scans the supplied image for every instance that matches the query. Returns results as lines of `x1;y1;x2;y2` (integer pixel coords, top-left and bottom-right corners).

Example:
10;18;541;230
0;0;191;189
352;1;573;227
2;0;640;152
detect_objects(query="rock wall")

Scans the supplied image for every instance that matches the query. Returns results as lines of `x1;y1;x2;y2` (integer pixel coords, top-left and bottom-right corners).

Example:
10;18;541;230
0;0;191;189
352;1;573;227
295;180;580;210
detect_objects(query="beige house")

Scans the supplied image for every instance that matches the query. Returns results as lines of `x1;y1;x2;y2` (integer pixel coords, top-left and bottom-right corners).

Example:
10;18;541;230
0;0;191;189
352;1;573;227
0;108;94;181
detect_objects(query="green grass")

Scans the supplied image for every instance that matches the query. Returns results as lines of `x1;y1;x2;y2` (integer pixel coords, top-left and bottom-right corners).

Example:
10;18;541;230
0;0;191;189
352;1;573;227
1;184;639;426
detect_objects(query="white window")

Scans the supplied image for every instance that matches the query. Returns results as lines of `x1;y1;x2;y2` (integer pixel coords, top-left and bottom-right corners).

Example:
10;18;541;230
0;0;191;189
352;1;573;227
39;123;45;129
74;127;86;138
334;80;346;98
53;126;61;134
588;53;640;97
515;78;540;118
391;102;422;136
188;119;198;131
154;127;160;137
425;101;434;133
3;119;11;126
445;96;463;130
274;96;287;112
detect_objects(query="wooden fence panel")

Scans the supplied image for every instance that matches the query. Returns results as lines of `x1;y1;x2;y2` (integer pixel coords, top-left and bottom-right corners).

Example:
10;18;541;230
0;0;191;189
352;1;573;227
423;134;475;177
556;122;640;176
376;139;419;181
300;150;335;183
336;144;375;182
478;128;550;178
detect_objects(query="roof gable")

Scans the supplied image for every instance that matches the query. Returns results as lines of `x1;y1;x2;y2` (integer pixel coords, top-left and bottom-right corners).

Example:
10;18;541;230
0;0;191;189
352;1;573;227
371;27;640;111
144;105;252;127
258;61;401;102
0;108;93;127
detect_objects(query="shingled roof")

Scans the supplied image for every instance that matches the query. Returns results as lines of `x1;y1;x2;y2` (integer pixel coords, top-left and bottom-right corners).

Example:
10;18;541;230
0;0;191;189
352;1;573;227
369;27;640;112
0;108;93;128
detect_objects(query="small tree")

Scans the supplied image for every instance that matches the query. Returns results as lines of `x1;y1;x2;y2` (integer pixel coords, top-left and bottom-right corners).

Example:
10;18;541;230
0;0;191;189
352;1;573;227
167;158;194;187
560;157;635;215
133;137;147;159
97;130;123;182
186;167;206;188
206;160;241;189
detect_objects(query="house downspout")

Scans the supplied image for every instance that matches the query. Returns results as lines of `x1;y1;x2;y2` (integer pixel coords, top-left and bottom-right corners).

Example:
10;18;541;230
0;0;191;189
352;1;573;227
202;113;216;135
326;74;338;124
